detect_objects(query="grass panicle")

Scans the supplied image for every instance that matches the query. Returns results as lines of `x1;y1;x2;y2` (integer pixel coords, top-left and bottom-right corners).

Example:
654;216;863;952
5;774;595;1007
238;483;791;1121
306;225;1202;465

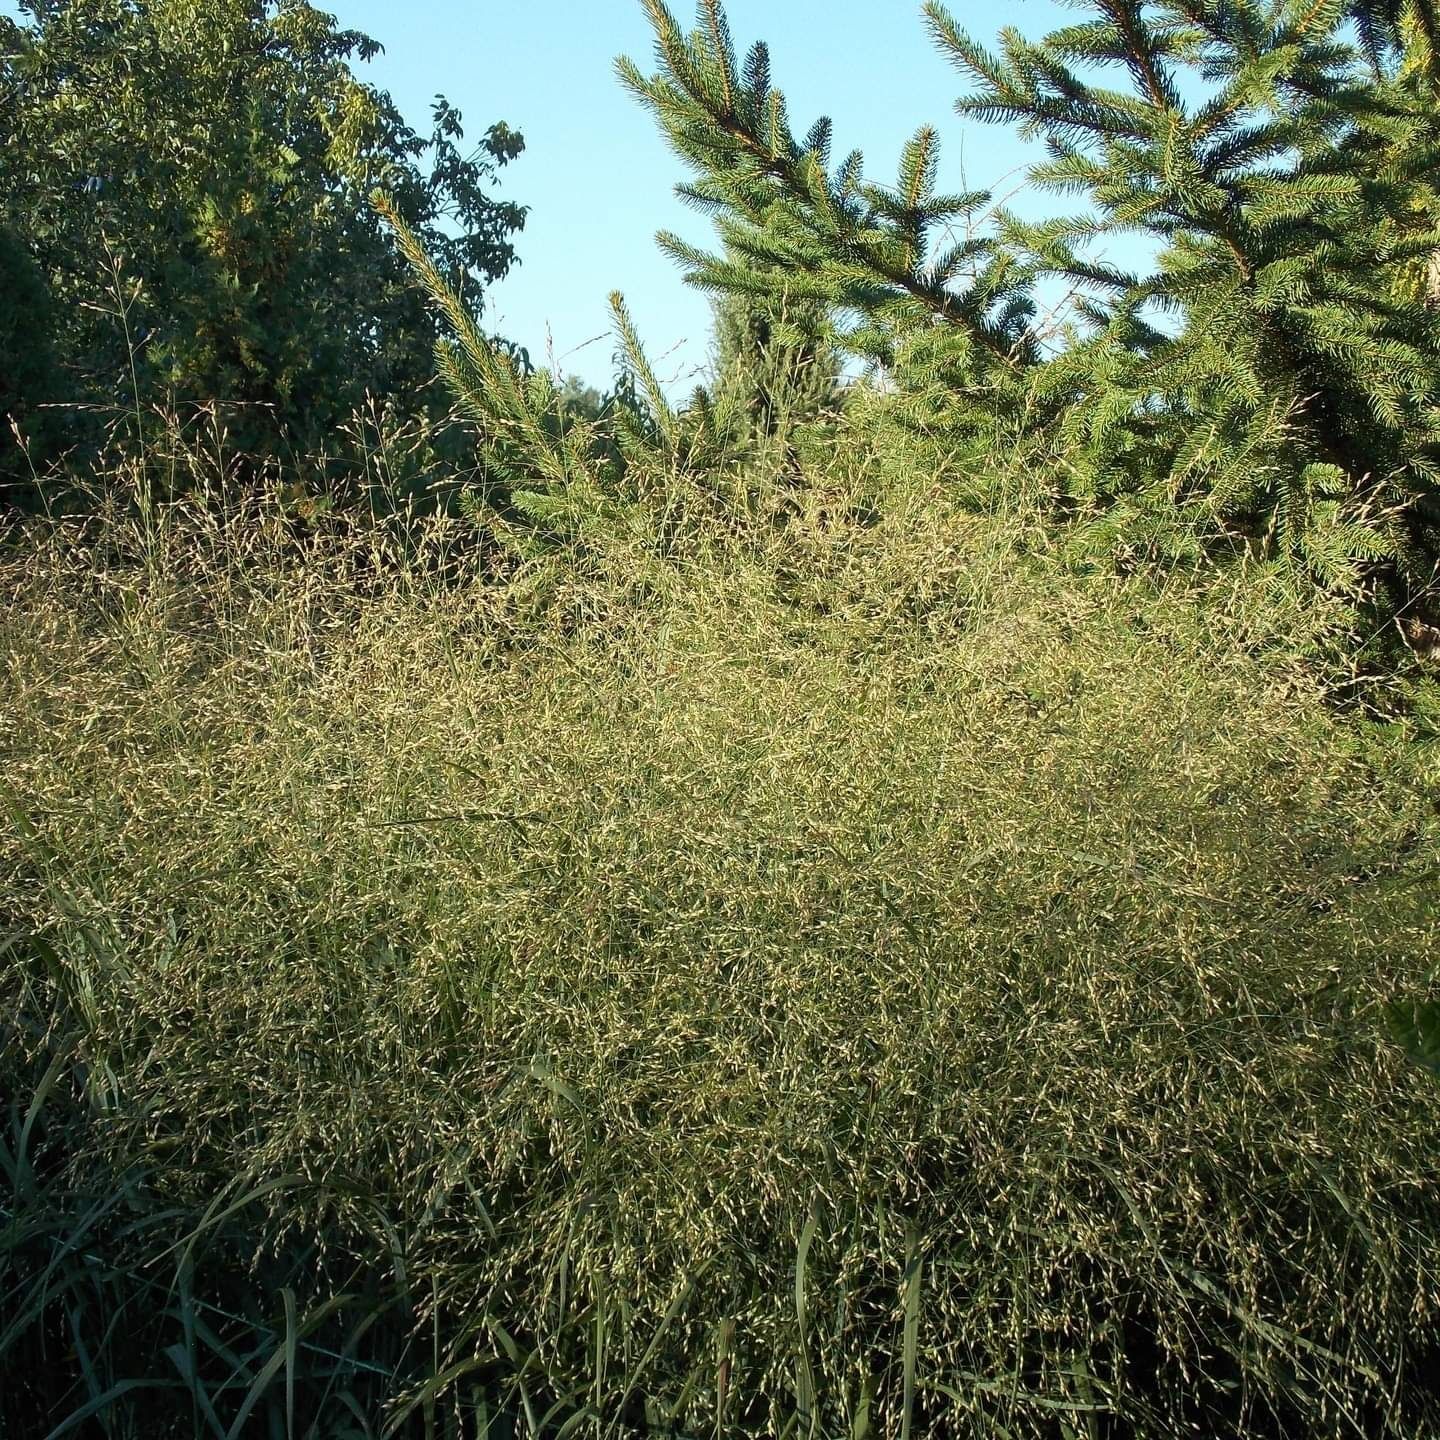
3;453;1439;1435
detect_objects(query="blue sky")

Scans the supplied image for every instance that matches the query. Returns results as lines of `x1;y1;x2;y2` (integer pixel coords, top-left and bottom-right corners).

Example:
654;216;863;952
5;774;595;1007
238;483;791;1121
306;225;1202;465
338;0;1073;393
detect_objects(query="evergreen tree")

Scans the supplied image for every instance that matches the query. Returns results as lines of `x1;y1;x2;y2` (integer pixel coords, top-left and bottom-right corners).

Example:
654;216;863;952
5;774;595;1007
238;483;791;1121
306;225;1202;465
930;0;1440;600
623;0;1440;623
617;0;1037;390
707;276;841;452
1343;0;1440;314
1347;0;1439;84
378;186;801;560
379;191;676;556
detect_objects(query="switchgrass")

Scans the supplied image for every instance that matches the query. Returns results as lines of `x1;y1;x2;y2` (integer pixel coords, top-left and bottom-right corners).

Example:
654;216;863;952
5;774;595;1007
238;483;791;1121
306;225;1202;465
3;471;1439;1437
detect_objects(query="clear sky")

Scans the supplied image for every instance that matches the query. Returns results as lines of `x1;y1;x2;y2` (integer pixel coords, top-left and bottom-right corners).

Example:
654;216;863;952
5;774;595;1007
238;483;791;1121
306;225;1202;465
337;0;1073;394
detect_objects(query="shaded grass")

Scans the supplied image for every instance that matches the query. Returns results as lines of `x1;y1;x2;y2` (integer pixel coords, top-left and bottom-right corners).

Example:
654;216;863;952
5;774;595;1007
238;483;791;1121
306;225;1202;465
3;484;1439;1436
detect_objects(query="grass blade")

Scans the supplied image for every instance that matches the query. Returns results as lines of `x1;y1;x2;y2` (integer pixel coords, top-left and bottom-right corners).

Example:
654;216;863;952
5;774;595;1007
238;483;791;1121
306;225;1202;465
794;1204;819;1439
900;1224;921;1440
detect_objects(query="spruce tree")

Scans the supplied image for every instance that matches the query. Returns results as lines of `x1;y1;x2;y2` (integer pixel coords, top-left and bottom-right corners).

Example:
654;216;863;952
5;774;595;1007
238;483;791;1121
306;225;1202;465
708;282;839;445
378;192;765;559
624;0;1440;621
930;0;1440;600
617;0;1037;390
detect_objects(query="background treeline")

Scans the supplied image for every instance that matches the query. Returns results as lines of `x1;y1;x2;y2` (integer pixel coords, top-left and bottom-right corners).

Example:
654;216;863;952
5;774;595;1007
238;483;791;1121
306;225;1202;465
3;1;1440;1438
11;0;1440;664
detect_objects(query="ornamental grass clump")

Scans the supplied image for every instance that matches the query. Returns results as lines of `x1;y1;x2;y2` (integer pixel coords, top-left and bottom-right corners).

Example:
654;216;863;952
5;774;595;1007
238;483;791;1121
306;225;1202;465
3;479;1438;1436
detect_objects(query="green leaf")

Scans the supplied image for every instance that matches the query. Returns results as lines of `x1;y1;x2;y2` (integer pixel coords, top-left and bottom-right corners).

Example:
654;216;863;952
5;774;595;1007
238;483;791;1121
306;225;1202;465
1385;999;1440;1080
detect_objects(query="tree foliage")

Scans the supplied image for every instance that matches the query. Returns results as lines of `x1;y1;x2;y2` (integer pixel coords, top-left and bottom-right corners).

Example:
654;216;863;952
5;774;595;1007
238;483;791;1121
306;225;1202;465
616;0;1035;381
0;224;63;482
707;281;841;449
0;0;526;484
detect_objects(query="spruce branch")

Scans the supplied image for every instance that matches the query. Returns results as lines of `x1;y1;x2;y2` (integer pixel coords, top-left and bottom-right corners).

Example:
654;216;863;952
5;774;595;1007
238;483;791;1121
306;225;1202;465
609;291;678;449
621;0;1036;367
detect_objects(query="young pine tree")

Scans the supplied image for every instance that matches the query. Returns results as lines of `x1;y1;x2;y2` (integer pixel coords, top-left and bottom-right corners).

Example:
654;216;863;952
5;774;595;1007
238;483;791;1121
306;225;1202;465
377;190;778;559
708;283;840;445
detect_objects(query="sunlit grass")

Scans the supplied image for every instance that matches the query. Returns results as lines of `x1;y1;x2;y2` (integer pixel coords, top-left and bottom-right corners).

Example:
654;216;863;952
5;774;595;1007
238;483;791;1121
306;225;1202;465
3;479;1439;1436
